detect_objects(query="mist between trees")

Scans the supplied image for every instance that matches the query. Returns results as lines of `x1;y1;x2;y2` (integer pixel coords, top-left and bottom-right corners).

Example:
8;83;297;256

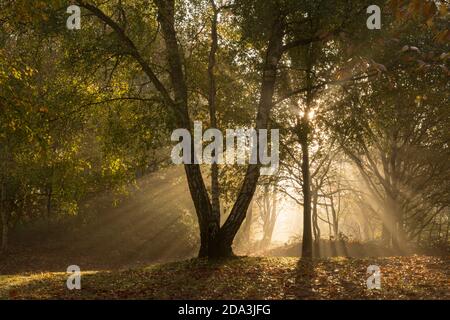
0;0;448;269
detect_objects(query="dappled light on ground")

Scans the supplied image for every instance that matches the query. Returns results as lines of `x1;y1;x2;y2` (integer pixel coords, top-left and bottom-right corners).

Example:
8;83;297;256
1;256;448;300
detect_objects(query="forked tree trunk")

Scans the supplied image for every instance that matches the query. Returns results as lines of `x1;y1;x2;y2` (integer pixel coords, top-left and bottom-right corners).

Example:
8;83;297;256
82;0;285;258
156;0;285;258
210;17;285;258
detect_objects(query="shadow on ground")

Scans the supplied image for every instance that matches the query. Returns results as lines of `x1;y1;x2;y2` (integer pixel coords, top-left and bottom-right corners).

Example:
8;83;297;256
1;256;448;300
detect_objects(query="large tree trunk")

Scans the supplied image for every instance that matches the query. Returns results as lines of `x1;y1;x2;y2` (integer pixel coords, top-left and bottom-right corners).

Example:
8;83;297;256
382;223;392;246
383;193;407;251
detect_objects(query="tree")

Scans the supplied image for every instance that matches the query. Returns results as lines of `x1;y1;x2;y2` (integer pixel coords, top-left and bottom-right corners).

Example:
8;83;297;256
0;1;169;251
66;0;372;257
325;24;449;248
255;179;280;250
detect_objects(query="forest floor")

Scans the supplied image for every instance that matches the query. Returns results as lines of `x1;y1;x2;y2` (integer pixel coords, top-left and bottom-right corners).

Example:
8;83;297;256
0;255;448;300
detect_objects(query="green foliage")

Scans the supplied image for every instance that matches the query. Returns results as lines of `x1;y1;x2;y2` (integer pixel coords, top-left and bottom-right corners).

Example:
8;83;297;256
0;0;448;257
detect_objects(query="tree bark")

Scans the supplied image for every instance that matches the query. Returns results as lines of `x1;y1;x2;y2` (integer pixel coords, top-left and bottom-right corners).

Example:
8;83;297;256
330;197;339;239
312;188;321;257
312;188;320;241
1;214;7;254
238;199;254;252
261;186;278;249
208;0;221;243
0;181;8;253
299;39;314;259
300;134;313;258
444;217;449;244
244;200;253;242
46;182;52;226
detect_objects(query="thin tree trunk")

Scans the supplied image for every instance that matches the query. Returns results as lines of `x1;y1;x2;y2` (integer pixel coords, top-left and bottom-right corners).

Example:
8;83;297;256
243;200;253;243
262;186;278;249
312;188;321;257
261;184;271;248
299;38;314;259
301;135;313;258
1;214;7;253
46;183;52;224
437;214;442;243
444;218;449;244
312;189;320;241
1;181;8;253
208;0;221;233
325;203;332;238
266;188;278;246
331;202;339;239
428;219;435;244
